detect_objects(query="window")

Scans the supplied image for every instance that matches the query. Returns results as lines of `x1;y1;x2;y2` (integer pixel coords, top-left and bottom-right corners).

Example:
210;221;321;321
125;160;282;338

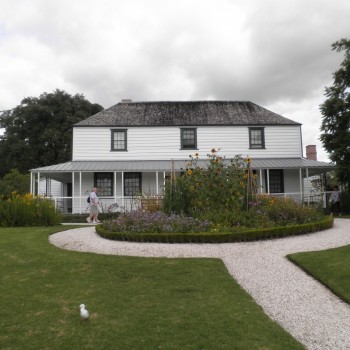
95;173;113;196
181;128;197;149
266;169;284;193
249;127;265;149
124;172;142;196
111;129;127;151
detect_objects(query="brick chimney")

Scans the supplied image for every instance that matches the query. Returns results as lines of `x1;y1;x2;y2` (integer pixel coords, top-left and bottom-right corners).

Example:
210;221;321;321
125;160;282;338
306;145;317;161
121;99;132;103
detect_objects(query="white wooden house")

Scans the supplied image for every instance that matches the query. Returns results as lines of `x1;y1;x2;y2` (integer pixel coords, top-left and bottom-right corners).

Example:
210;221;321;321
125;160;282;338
30;100;334;213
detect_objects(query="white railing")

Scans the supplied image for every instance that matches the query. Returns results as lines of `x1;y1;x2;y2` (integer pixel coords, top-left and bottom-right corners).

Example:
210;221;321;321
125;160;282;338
51;191;333;214
52;196;143;214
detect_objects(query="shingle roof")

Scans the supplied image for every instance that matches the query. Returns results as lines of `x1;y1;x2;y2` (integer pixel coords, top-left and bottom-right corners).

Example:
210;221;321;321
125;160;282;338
75;101;301;127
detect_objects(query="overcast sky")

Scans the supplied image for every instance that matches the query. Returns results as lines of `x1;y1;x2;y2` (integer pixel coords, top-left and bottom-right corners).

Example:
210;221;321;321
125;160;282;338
1;0;349;161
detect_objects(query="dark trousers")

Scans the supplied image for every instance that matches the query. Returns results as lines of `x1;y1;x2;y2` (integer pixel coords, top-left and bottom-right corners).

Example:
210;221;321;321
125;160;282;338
331;201;341;214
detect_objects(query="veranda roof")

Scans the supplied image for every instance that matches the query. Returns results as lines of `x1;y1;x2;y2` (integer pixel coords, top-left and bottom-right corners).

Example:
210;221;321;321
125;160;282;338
31;158;334;183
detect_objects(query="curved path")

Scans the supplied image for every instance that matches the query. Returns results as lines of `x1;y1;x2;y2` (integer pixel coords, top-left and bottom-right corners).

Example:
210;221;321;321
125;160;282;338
50;219;350;350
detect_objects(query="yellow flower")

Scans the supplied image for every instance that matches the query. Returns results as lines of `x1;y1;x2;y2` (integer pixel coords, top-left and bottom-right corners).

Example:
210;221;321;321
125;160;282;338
246;157;251;164
194;152;199;157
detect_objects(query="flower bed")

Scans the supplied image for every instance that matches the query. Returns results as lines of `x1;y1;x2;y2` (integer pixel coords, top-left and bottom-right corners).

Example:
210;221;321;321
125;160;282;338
101;211;211;234
0;193;62;226
96;216;334;243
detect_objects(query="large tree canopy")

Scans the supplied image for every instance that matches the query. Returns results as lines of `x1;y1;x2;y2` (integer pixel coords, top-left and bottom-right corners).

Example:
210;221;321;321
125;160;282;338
320;38;350;190
0;89;103;177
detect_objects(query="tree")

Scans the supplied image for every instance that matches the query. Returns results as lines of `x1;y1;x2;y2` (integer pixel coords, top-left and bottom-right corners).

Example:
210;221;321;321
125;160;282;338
320;38;350;192
0;89;103;177
0;169;30;197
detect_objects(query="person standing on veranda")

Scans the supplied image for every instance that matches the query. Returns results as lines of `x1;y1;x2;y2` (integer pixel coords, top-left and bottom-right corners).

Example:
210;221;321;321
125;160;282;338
87;187;100;223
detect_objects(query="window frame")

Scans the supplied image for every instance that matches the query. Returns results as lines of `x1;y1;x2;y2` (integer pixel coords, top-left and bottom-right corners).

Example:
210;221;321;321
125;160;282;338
111;129;128;151
249;127;265;149
124;172;142;197
94;172;113;196
180;128;197;150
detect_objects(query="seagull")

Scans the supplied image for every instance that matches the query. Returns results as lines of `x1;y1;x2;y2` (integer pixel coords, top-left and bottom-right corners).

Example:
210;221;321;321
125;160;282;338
79;304;89;319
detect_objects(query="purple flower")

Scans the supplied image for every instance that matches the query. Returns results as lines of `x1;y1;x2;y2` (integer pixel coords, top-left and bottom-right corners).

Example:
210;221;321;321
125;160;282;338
103;210;211;233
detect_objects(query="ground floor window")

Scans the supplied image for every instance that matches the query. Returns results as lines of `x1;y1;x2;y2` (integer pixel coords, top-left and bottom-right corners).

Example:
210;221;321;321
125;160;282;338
266;169;284;193
124;172;142;196
95;173;113;196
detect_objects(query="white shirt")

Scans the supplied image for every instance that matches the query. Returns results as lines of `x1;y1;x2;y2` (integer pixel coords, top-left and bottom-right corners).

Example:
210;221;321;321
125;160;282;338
329;190;340;203
90;191;99;205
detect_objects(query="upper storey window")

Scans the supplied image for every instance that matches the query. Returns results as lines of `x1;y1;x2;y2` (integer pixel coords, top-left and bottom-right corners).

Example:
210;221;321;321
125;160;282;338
111;129;127;151
249;127;265;149
181;128;197;150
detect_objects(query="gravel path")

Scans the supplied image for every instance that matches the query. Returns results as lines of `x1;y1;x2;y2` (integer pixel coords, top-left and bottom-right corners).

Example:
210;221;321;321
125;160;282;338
50;219;350;350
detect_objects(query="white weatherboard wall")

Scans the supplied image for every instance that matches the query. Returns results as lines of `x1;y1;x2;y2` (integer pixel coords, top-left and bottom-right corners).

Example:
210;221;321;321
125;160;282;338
38;178;63;196
284;169;301;193
73;125;302;161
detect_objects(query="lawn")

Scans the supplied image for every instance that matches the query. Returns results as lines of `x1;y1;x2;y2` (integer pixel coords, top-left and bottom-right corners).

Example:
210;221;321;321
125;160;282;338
288;245;350;305
0;226;304;350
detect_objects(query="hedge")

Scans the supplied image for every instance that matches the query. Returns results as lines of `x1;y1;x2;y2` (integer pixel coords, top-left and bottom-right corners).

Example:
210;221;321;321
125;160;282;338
95;216;334;244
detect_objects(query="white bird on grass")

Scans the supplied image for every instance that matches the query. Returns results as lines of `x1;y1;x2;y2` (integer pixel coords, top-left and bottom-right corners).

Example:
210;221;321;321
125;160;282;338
79;304;89;319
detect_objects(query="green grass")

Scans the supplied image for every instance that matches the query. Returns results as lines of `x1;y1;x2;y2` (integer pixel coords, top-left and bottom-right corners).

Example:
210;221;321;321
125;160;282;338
0;226;304;350
288;245;350;305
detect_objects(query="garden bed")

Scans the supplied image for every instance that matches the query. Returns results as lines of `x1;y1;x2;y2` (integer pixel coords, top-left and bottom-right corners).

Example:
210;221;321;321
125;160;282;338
96;216;334;243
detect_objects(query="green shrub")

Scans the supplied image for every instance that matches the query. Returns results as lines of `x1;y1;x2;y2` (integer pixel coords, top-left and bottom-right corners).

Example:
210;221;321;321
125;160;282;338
163;151;257;225
250;195;324;226
0;169;30;197
0;193;62;226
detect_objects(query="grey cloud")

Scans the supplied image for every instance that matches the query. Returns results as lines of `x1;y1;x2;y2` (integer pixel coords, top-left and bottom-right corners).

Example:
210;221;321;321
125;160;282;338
0;0;349;160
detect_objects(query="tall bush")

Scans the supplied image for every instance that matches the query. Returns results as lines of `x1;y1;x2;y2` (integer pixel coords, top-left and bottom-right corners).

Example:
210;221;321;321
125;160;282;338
0;169;30;197
163;150;257;225
249;195;324;227
0;193;62;226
